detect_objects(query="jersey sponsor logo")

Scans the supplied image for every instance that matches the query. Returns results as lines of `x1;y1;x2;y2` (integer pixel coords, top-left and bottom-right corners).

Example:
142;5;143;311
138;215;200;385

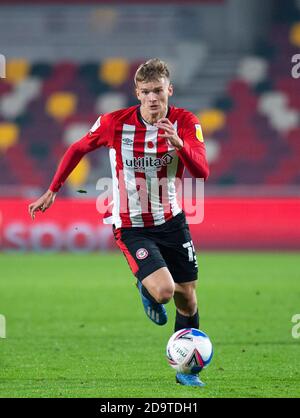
136;248;149;260
90;116;101;133
125;153;173;170
195;124;204;142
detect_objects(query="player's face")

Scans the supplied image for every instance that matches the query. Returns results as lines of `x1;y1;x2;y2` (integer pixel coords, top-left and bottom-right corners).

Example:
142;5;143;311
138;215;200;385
135;77;173;120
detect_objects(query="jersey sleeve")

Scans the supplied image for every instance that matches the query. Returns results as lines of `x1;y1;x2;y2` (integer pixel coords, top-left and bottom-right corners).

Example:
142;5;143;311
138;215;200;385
177;112;209;180
49;114;113;192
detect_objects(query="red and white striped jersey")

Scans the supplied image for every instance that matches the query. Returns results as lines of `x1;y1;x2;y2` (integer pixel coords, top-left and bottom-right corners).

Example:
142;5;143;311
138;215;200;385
49;105;209;228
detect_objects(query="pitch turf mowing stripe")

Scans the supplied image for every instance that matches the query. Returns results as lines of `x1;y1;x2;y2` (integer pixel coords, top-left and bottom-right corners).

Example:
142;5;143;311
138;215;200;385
0;252;299;398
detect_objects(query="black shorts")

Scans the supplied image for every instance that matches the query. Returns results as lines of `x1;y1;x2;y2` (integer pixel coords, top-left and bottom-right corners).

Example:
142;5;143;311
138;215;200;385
113;212;198;283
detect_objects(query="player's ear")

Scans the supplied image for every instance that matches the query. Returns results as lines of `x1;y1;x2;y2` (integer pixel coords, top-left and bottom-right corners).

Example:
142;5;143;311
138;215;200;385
168;83;174;97
135;87;141;101
135;82;141;101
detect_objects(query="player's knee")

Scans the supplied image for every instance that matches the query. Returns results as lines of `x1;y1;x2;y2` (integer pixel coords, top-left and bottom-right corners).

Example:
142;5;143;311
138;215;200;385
156;284;175;304
185;292;197;310
175;287;198;315
181;301;198;316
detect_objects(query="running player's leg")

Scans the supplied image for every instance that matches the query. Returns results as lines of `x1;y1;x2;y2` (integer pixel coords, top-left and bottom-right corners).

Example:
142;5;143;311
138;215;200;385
113;226;173;325
155;213;205;385
173;279;204;387
155;212;199;330
142;267;175;304
136;266;175;326
173;280;199;332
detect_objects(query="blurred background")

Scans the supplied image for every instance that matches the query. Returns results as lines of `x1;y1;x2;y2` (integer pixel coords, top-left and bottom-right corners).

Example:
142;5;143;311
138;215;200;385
0;0;299;251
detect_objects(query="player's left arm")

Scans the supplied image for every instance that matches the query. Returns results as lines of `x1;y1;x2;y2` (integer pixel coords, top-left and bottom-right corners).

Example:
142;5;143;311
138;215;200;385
155;115;209;180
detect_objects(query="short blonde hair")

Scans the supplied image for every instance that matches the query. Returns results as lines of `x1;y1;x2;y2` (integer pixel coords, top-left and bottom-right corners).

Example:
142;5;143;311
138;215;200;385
134;58;170;86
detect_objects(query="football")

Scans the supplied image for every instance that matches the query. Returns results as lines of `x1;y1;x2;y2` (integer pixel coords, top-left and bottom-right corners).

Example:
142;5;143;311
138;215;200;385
166;328;213;374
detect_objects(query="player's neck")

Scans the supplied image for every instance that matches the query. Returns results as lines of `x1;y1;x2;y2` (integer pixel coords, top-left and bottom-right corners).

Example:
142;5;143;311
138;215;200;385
140;106;168;125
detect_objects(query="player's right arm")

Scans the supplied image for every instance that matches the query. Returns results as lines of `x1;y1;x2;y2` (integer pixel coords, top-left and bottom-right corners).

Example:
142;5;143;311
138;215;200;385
28;114;112;220
28;189;57;220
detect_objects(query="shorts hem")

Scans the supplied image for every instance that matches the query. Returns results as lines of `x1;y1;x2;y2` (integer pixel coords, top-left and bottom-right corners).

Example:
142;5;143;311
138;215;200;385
171;273;198;284
137;260;167;282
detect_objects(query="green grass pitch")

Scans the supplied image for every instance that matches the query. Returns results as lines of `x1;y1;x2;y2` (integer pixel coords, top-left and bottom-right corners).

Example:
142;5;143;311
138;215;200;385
0;252;299;398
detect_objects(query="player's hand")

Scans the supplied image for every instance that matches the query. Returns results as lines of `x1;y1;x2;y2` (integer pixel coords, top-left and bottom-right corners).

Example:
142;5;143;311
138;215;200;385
155;118;183;150
28;190;56;220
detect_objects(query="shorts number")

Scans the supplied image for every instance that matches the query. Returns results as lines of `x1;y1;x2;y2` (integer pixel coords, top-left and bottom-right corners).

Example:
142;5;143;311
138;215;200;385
182;241;198;267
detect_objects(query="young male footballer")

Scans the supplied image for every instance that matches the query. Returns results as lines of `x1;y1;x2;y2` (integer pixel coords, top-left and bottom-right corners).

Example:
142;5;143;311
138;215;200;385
29;58;209;387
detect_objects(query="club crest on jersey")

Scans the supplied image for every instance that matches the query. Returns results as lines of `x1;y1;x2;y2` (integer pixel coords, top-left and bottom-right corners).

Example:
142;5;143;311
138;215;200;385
125;153;173;171
89;116;101;134
195;124;204;142
136;248;149;260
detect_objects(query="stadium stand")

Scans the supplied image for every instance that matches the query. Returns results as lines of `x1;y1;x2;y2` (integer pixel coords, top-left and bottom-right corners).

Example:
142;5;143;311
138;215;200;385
0;1;299;195
199;2;300;187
